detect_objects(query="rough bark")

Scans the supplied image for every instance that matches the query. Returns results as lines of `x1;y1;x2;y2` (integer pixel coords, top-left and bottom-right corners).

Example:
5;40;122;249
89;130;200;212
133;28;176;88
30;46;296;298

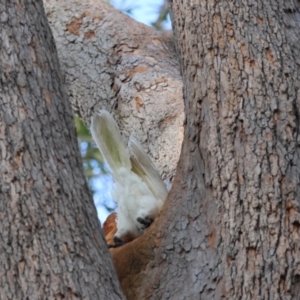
106;1;300;300
3;0;300;299
0;1;123;299
44;0;184;185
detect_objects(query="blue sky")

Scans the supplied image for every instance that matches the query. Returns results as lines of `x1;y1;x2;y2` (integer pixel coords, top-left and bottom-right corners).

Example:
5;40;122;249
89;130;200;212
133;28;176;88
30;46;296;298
111;0;171;30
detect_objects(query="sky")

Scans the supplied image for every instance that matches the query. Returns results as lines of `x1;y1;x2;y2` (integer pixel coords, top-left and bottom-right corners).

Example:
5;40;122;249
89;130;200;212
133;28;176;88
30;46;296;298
94;0;171;224
111;0;171;30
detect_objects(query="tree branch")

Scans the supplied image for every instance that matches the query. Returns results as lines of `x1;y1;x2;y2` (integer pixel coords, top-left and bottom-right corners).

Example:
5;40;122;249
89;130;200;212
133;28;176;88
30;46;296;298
44;0;183;183
152;0;170;31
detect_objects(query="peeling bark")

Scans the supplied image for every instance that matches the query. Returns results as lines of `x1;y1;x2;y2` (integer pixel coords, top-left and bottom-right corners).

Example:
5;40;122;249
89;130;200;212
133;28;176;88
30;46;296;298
44;0;184;184
0;1;123;298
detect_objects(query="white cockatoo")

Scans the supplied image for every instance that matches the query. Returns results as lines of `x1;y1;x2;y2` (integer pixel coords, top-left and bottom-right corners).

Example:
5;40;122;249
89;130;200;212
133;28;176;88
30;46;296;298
91;110;168;246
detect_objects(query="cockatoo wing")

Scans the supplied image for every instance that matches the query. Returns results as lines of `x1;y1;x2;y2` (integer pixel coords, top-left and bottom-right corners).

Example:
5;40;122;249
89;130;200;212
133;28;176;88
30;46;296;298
128;136;168;205
90;111;131;177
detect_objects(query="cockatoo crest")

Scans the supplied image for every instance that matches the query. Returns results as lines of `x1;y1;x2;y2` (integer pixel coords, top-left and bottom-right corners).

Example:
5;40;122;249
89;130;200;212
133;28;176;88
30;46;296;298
91;111;168;246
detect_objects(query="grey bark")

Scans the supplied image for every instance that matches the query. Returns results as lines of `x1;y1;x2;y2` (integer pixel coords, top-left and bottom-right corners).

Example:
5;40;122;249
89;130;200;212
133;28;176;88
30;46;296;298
162;0;300;299
2;0;300;299
108;1;300;300
44;0;184;185
0;1;124;299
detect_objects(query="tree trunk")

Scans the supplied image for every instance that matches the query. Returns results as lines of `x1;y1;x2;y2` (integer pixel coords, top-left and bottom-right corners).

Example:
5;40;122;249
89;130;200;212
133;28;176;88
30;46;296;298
169;1;300;298
3;0;300;299
0;1;123;299
106;1;300;299
44;0;184;185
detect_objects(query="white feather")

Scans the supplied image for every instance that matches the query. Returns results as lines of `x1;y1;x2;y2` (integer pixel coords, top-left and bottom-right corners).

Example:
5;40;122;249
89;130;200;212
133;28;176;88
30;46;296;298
112;167;161;238
129;136;168;205
90;111;131;177
91;111;167;240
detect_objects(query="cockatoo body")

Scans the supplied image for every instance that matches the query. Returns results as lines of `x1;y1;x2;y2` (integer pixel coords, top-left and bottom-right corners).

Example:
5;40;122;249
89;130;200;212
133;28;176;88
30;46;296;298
91;111;167;245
